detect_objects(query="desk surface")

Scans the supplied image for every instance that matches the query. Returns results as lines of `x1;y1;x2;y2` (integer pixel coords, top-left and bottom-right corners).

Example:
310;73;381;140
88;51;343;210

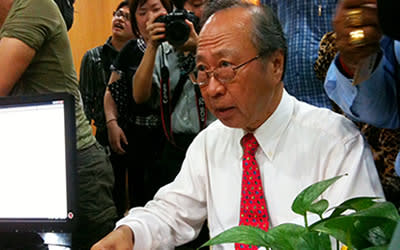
0;232;71;250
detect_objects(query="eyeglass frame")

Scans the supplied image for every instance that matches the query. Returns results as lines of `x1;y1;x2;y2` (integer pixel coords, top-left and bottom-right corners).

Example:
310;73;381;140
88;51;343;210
113;9;130;21
190;55;260;87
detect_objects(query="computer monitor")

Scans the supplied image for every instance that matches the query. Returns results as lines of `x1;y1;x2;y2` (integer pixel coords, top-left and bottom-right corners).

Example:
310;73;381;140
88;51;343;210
0;93;76;236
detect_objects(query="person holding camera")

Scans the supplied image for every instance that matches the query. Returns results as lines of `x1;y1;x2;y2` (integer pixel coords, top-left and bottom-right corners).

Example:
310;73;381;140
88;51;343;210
103;0;172;220
132;0;215;198
130;1;213;247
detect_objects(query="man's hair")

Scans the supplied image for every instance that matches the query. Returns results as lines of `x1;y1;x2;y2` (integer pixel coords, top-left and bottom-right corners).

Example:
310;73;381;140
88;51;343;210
116;0;129;11
201;0;287;77
129;0;173;37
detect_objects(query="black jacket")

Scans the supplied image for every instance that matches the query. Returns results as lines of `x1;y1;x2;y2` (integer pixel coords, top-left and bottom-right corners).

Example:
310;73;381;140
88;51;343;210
79;37;118;146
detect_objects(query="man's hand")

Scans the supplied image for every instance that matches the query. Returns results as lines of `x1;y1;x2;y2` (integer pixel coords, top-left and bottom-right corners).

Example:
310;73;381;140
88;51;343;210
333;0;382;73
106;120;128;155
91;225;135;250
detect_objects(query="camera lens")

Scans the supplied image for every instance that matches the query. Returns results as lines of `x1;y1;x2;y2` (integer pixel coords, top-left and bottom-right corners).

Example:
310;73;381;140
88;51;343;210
166;20;190;47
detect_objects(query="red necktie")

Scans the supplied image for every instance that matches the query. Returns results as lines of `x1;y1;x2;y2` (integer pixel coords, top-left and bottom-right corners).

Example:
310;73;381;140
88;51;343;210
235;133;269;250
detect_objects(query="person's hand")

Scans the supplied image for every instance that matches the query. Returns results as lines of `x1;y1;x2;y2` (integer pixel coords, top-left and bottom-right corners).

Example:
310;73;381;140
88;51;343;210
106;120;128;155
91;226;135;250
146;11;167;49
176;20;198;53
333;0;382;74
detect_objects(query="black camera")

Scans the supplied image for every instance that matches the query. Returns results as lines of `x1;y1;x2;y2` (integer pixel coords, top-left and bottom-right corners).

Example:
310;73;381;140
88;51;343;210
154;9;200;47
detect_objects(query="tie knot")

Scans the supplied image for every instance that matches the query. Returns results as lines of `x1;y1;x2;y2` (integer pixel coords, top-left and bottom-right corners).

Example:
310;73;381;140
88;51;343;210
241;133;259;154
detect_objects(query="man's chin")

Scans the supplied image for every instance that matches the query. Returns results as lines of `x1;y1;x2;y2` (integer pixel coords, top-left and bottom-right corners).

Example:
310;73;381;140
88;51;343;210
217;117;242;129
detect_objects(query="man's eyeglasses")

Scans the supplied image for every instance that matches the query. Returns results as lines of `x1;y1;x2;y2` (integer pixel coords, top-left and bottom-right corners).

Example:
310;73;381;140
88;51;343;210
113;9;130;21
190;55;260;87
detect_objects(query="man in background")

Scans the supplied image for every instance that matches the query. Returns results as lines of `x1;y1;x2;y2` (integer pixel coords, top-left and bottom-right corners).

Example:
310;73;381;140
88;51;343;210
261;0;338;109
80;0;134;149
79;0;134;220
0;0;117;248
54;0;75;30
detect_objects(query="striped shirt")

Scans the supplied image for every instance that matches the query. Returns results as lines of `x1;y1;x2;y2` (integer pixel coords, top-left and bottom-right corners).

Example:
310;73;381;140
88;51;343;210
261;0;338;108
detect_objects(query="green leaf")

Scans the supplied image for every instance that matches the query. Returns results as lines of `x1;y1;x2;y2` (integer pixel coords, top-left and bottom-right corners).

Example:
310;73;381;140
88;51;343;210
292;175;345;216
310;202;400;249
296;231;331;250
199;224;307;250
329;197;380;218
262;223;308;250
363;246;389;250
353;201;400;222
358;222;392;246
313;216;396;249
308;199;329;218
199;225;269;249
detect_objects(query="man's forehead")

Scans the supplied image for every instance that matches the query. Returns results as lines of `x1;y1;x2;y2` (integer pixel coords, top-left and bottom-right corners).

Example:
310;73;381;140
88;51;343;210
197;13;253;60
204;7;249;29
187;0;206;6
119;6;130;12
200;8;249;40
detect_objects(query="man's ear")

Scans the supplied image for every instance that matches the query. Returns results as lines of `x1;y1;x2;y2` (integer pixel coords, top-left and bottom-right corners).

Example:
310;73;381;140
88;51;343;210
268;50;284;83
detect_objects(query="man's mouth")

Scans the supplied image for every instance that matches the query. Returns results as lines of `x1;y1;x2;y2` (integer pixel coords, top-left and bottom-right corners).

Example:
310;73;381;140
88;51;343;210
114;23;124;29
215;106;235;116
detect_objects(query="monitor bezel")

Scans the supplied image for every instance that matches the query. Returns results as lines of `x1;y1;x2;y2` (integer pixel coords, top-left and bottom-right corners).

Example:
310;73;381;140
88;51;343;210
0;92;77;233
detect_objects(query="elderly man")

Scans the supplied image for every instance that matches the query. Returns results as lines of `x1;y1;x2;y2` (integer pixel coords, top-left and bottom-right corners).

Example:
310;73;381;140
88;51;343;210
0;0;117;249
92;1;383;249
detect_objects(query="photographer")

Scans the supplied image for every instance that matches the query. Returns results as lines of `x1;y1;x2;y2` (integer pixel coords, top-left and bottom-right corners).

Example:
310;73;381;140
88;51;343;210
131;1;212;247
133;0;214;195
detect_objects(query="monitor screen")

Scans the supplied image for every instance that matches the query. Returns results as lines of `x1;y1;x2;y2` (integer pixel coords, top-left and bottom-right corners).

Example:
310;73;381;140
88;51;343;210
0;93;76;233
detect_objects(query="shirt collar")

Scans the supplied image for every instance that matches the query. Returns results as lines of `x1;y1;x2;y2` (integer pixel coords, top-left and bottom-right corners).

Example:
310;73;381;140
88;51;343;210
160;42;173;55
103;36;118;54
244;89;294;161
137;37;147;53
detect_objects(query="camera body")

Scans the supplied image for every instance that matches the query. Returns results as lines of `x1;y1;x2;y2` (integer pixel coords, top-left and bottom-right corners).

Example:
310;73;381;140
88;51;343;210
155;9;200;47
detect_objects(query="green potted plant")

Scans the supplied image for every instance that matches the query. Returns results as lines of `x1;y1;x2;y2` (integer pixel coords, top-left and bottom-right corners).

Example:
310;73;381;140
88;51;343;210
199;175;400;250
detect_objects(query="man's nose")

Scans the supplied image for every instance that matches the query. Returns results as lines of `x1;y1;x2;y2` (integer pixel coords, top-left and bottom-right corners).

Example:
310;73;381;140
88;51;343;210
205;75;226;97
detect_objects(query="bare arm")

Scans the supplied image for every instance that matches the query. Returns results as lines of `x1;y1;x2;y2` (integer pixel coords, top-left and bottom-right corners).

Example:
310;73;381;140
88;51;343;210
104;71;128;155
133;12;166;103
0;37;36;96
104;71;121;123
132;43;159;103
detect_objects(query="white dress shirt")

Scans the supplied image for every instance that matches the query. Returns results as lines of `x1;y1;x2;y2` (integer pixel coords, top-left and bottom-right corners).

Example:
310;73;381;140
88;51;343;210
117;90;384;250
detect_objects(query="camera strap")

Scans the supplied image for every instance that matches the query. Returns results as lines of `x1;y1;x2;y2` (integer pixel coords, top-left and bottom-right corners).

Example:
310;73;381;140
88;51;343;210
160;65;174;143
194;84;207;131
159;49;207;148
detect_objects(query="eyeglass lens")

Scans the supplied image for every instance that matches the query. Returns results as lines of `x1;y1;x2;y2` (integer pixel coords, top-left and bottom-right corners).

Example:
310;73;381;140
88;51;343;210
197;68;234;85
113;10;130;20
194;56;259;86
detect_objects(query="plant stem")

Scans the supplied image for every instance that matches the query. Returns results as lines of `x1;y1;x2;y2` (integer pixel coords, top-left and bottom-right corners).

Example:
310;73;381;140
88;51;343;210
304;214;308;229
